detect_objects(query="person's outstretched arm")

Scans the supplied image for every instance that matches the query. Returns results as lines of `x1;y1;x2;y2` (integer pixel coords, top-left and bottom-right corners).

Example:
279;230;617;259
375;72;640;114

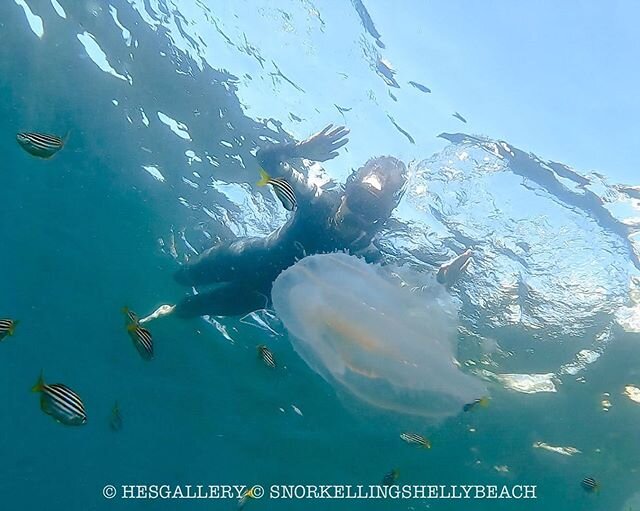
173;125;350;291
256;124;349;201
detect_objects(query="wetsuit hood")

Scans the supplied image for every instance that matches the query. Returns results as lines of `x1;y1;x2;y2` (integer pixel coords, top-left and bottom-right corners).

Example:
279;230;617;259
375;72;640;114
343;156;407;223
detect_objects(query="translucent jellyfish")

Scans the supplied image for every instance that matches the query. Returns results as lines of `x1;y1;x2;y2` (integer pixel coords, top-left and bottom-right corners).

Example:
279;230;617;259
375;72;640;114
271;253;486;419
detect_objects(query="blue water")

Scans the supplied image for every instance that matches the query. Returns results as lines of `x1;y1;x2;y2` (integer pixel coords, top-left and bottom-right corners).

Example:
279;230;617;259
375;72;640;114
2;1;640;510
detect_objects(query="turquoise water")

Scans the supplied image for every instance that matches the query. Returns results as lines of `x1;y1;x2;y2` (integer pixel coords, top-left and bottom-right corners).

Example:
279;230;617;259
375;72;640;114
2;1;640;510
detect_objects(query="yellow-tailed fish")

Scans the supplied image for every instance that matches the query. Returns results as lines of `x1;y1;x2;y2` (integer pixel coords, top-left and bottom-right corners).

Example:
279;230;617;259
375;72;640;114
237;486;258;510
123;307;153;360
0;319;18;340
122;306;139;325
16;131;68;159
32;371;87;426
127;323;153;360
257;169;297;211
463;396;490;412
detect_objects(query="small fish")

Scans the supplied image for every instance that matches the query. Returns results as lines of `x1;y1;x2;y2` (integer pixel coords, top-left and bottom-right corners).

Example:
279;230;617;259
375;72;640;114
110;401;123;431
452;112;467;123
32;372;87;426
581;477;600;493
382;468;399;486
257;344;276;368
122;306;139;325
16;131;67;158
123;307;153;360
127;323;154;360
400;432;431;448
335;104;352;115
387;115;416;144
463;396;490;412
408;81;431;93
0;319;18;340
237;486;258;510
257;169;297;211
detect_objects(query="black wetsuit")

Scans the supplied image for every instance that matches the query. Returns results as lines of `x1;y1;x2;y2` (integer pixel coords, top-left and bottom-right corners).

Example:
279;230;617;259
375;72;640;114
173;143;381;318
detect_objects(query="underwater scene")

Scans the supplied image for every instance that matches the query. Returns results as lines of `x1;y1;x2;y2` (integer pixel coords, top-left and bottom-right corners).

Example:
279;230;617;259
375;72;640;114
2;1;640;510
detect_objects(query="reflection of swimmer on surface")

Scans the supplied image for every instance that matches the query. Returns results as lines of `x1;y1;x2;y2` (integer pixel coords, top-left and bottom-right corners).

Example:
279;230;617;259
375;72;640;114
437;249;473;287
147;123;408;320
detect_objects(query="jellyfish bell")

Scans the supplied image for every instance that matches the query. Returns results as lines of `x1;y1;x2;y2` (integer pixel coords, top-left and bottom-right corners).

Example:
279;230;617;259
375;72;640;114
271;253;487;420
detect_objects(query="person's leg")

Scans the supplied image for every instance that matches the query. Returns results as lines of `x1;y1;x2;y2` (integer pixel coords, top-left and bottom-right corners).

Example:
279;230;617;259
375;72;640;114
173;282;269;318
174;243;237;287
174;237;273;287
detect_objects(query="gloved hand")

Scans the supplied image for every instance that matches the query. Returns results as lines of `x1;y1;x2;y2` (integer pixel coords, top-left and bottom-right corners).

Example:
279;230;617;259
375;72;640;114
295;124;350;162
437;249;473;286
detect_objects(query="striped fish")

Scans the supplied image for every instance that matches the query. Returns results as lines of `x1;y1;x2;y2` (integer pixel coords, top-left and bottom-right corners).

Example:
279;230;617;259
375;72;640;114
32;372;87;426
0;319;18;340
122;307;153;360
400;432;431;448
127;322;154;360
122;306;139;325
581;477;599;493
16;131;66;159
257;344;276;368
257;169;297;211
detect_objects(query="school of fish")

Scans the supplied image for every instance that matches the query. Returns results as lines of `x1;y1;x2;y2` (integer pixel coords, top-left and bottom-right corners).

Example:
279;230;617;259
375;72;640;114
6;128;601;499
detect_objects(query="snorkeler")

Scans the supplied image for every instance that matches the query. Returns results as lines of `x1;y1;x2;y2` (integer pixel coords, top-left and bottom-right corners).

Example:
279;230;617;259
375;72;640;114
146;124;409;320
